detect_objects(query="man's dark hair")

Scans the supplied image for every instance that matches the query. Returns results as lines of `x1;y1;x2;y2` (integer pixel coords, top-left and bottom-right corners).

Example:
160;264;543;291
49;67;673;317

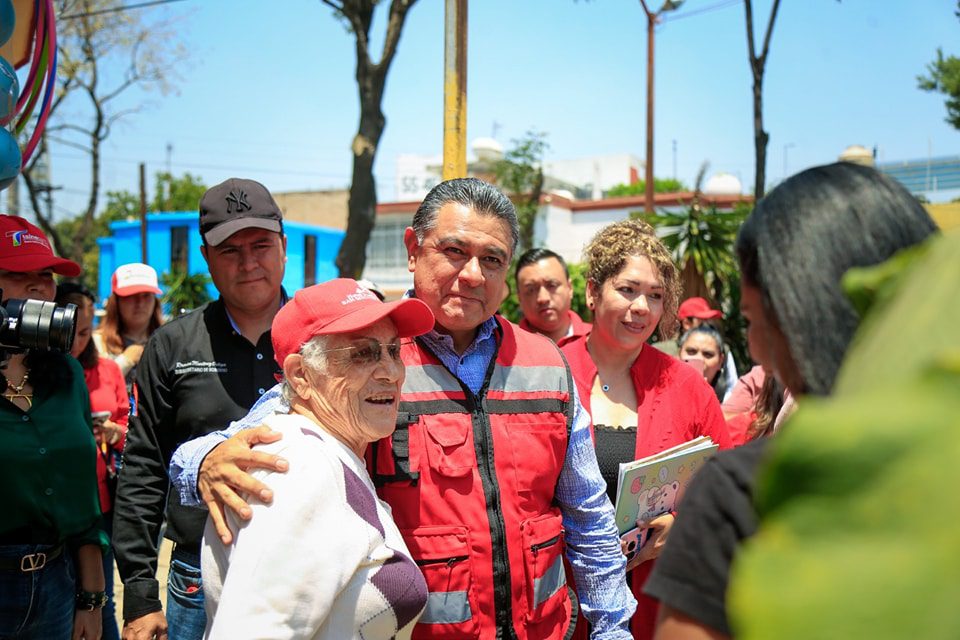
515;248;569;282
736;161;937;396
412;178;519;254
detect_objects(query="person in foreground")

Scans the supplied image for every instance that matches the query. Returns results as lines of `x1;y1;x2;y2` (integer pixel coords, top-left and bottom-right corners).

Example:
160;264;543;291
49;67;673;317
643;162;938;639
202;278;434;638
171;178;636;639
58;283;130;640
561;219;732;640
0;216;106;639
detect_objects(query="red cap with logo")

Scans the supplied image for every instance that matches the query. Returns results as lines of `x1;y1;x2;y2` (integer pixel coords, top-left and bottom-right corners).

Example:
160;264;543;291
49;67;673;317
678;296;723;320
0;215;81;277
272;278;435;366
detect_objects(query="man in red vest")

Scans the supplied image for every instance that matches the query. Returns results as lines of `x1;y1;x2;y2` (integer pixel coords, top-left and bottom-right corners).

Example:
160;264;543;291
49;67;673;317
169;178;636;639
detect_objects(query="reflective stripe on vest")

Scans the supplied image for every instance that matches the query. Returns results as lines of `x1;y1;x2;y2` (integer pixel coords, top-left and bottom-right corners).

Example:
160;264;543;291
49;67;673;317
533;555;567;608
420;590;472;624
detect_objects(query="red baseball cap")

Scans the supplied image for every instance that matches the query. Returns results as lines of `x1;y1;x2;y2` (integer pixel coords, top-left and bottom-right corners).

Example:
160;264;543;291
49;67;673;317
0;215;81;277
678;297;723;320
112;263;162;296
272;278;435;366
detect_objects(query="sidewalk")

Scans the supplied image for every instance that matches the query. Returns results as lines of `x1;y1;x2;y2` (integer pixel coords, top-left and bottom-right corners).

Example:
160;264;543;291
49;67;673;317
112;538;172;630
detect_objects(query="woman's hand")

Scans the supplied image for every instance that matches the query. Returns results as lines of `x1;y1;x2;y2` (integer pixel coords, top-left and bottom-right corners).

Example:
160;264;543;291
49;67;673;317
97;419;125;446
634;513;676;566
121;344;145;366
73;608;102;640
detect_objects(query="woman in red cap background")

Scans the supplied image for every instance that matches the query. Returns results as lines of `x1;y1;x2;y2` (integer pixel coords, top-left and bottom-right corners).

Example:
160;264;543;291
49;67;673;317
93;262;164;397
0;216;106;639
201;278;435;639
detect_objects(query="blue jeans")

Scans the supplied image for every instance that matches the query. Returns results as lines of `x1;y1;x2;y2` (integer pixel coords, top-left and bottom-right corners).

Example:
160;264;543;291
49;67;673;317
101;514;119;640
0;544;75;639
166;550;205;640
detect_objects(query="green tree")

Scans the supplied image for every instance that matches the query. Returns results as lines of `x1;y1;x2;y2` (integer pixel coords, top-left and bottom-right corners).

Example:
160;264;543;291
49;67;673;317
632;164;751;366
918;2;960;129
161;267;212;317
152;171;207;212
606;178;689;197
21;0;185;265
495;130;549;254
320;0;420;279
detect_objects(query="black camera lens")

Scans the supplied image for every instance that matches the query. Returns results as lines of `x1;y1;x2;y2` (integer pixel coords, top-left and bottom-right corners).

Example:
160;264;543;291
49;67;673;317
0;298;77;353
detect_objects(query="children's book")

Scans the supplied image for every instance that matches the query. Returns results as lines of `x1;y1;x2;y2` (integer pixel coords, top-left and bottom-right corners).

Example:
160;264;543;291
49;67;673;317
613;436;719;537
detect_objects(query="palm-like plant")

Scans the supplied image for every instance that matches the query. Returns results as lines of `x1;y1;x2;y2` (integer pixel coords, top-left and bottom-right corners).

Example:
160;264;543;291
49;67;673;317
632;163;752;367
161;268;212;318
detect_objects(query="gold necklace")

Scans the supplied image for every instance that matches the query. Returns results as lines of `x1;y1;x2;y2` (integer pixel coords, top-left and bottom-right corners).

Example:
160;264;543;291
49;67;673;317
4;371;32;408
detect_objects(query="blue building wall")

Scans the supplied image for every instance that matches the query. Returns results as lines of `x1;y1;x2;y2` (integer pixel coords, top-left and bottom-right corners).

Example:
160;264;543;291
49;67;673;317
97;212;344;304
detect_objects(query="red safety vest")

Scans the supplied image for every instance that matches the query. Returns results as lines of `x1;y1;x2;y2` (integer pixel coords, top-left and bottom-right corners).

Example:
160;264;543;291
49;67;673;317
369;318;574;639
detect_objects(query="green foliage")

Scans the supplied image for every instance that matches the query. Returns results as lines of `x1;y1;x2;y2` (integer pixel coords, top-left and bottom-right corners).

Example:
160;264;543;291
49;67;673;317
499;262;591;325
495;130;549;253
918;3;960;130
151;171;207;212
632;200;752;369
729;232;960;638
606;178;689;197
160;267;212;317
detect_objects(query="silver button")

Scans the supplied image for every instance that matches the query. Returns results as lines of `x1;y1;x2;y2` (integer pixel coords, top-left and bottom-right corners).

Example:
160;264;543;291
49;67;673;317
39;448;46;455
258;387;265;395
256;353;264;361
44;488;53;496
21;415;29;422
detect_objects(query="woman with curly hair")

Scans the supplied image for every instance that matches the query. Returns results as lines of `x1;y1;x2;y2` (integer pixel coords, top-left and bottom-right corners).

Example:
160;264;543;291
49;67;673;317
561;219;732;640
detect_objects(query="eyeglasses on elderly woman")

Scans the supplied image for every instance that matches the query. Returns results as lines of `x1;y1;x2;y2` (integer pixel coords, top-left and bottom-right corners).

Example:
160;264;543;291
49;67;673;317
316;338;416;367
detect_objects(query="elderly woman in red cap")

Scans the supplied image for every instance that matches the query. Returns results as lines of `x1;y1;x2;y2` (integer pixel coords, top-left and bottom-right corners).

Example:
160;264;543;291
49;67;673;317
201;278;434;639
0;216;106;640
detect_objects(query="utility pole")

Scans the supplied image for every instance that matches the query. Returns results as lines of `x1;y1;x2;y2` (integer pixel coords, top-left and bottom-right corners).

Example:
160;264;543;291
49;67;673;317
442;0;467;180
639;0;683;212
139;163;148;263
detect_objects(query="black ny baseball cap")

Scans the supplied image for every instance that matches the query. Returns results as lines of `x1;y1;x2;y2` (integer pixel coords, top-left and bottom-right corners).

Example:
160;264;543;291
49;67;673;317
199;178;283;246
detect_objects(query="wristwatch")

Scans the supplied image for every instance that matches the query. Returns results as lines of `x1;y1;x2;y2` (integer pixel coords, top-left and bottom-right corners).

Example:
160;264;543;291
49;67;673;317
75;589;109;611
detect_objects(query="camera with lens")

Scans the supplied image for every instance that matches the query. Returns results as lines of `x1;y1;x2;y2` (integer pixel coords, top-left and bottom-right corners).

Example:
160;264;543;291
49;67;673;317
0;288;77;364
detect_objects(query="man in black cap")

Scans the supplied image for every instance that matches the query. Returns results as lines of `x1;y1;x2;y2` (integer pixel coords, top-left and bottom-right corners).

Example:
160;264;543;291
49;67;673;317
113;178;288;640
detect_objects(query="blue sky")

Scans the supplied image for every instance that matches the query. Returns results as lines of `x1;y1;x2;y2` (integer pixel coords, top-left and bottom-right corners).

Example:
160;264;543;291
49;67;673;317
34;0;960;218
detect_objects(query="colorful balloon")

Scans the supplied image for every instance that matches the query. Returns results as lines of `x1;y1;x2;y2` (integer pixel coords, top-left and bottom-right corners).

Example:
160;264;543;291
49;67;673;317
0;56;18;121
0;0;14;48
0;128;21;191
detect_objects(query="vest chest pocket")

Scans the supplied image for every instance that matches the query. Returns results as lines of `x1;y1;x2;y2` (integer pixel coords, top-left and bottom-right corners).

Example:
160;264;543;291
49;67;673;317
423;418;476;478
404;526;480;640
520;513;571;631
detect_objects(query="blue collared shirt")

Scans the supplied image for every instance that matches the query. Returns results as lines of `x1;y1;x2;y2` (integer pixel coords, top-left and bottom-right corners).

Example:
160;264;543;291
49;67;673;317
169;316;635;638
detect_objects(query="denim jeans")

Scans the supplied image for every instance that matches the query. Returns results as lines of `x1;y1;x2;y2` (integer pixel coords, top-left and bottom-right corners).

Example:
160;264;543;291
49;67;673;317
101;514;119;640
0;544;75;639
166;550;205;640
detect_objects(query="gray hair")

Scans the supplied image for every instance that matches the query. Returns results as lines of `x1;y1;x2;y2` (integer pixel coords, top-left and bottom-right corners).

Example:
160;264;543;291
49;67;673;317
280;334;333;404
412;178;519;254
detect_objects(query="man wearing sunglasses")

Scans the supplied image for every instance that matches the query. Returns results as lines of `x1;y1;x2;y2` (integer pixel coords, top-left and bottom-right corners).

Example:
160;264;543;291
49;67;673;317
113;178;288;640
170;178;636;639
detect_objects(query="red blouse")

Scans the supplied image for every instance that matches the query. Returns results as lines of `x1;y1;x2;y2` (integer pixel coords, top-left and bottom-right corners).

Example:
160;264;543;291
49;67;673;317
83;357;129;513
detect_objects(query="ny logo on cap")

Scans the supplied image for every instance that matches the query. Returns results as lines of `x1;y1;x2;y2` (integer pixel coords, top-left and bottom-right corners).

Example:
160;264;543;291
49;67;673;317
225;190;251;213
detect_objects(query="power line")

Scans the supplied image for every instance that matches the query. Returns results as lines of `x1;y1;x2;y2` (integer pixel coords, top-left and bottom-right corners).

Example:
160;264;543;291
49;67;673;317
60;0;188;20
662;0;742;23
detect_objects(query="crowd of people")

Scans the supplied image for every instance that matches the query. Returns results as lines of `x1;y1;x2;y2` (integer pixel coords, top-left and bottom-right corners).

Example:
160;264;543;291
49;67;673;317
0;162;944;639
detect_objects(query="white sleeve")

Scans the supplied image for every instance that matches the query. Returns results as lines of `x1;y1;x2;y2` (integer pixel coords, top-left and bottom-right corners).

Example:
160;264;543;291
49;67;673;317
205;446;366;639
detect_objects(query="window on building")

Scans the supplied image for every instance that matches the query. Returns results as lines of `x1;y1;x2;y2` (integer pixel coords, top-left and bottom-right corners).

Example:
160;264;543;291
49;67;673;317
365;218;409;269
304;235;317;286
171;226;188;272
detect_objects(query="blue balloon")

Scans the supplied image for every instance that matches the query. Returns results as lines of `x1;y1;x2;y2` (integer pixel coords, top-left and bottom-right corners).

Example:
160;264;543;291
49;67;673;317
0;56;18;121
0;0;14;48
0;128;21;191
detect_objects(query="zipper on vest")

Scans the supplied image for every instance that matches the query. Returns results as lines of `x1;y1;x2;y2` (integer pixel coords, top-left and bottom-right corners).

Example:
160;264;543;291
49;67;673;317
530;533;562;555
472;398;515;637
415;555;468;568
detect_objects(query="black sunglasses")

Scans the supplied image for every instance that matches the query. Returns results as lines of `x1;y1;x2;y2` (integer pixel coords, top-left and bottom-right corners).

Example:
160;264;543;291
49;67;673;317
318;338;414;367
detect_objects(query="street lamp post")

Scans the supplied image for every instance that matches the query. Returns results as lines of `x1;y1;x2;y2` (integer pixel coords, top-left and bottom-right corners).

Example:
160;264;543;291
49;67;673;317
639;0;683;213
